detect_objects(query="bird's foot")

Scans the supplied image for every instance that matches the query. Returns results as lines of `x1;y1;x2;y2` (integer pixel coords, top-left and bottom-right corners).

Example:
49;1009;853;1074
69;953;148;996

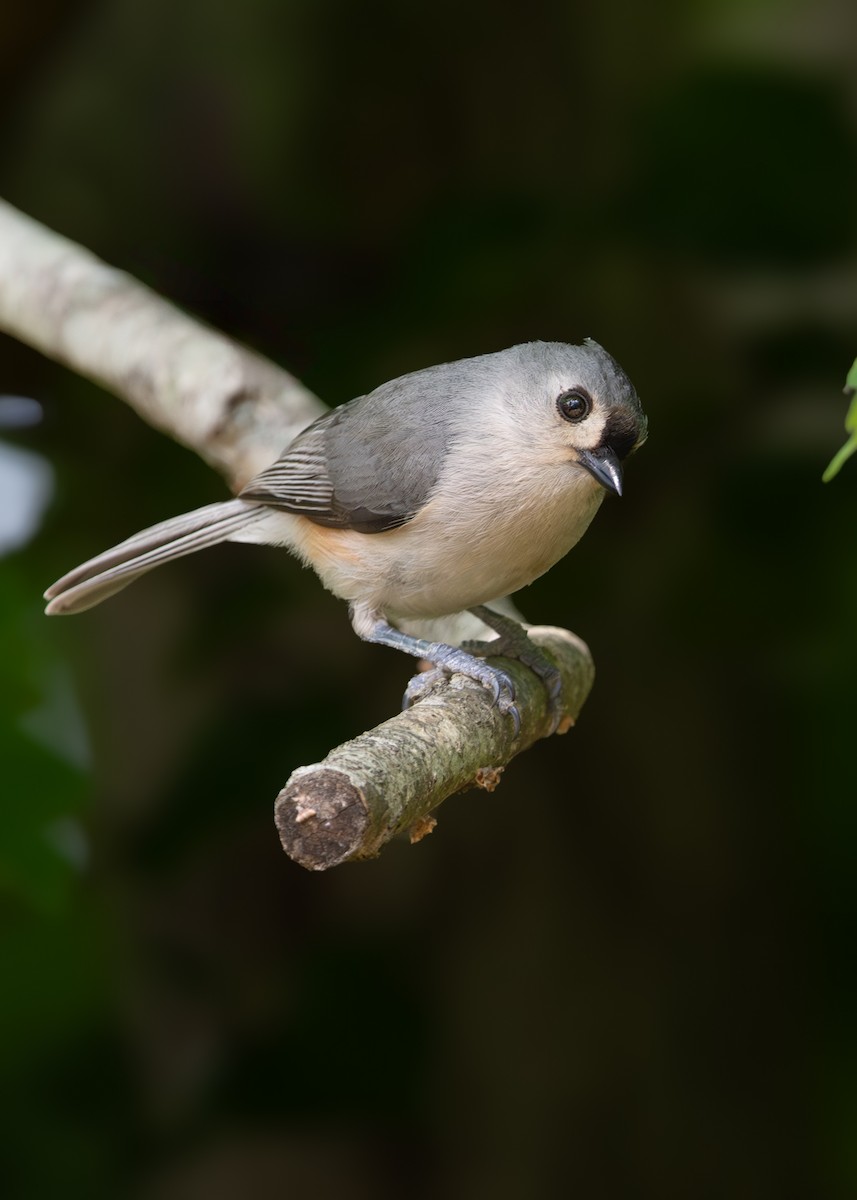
350;606;522;734
465;606;565;734
402;648;520;736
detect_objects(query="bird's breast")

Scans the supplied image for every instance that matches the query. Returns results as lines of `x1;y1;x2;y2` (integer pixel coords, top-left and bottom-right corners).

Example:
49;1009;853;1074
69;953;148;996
380;464;605;618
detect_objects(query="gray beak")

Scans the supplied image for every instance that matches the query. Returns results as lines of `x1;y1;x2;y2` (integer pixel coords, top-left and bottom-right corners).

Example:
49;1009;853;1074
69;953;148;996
576;446;624;496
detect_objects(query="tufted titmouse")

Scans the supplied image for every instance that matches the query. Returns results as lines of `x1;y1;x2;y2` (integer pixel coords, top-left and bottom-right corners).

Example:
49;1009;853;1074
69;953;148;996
45;340;647;728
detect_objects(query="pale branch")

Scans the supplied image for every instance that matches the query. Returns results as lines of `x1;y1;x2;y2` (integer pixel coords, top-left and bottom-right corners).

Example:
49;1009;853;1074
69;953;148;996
0;198;324;487
276;628;594;870
0;199;598;869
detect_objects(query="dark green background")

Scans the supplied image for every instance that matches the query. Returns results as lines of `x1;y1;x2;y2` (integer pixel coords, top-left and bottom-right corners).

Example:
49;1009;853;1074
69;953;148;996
2;1;857;1196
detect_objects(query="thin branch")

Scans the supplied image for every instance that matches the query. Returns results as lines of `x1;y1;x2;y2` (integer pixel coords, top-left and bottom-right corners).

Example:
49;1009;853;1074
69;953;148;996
0;199;597;870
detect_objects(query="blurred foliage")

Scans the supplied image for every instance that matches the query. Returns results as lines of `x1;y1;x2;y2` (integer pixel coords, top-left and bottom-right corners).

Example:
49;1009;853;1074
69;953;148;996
0;558;89;911
2;0;857;1197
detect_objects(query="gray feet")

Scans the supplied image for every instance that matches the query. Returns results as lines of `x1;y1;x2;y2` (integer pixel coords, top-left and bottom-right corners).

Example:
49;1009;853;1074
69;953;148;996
350;602;564;736
465;606;565;734
402;648;520;734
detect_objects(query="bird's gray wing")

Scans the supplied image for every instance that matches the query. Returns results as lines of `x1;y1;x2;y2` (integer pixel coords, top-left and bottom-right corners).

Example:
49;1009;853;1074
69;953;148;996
240;407;348;524
240;373;454;534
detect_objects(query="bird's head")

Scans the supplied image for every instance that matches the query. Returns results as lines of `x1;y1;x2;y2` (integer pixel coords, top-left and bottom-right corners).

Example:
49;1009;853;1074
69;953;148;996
501;339;647;496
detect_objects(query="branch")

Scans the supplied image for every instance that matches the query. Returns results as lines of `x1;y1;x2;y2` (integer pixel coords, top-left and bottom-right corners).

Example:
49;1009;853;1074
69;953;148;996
0;199;324;486
0;199;597;870
276;627;594;869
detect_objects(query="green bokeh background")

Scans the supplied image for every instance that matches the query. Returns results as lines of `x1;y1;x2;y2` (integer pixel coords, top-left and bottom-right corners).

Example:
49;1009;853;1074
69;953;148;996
3;0;857;1196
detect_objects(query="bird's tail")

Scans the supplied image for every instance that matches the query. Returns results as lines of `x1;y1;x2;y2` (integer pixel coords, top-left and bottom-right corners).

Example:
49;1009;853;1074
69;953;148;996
44;499;267;615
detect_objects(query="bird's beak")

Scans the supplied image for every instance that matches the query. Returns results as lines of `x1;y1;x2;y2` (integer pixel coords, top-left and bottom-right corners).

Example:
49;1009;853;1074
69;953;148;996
576;446;624;496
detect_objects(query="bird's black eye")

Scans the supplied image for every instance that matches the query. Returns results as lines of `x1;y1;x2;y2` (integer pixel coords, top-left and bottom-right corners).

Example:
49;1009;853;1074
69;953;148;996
556;388;592;423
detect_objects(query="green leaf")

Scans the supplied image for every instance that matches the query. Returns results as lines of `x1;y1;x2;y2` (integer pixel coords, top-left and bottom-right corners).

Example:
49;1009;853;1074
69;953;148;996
823;361;857;481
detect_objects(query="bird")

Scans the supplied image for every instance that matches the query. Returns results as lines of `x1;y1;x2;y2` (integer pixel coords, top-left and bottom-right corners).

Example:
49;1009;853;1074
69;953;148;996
44;339;647;731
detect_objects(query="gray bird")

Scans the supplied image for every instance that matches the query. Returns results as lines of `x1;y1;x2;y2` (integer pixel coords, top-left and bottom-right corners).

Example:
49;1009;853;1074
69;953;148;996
45;340;647;729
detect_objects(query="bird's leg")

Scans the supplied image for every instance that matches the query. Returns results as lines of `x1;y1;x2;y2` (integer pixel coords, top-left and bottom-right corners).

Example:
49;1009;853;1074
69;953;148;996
464;605;564;733
350;603;520;735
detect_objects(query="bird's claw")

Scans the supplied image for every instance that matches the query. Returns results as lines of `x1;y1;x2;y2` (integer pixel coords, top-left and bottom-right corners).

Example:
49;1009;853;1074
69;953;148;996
402;659;520;736
402;666;447;709
463;629;564;734
480;665;520;735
